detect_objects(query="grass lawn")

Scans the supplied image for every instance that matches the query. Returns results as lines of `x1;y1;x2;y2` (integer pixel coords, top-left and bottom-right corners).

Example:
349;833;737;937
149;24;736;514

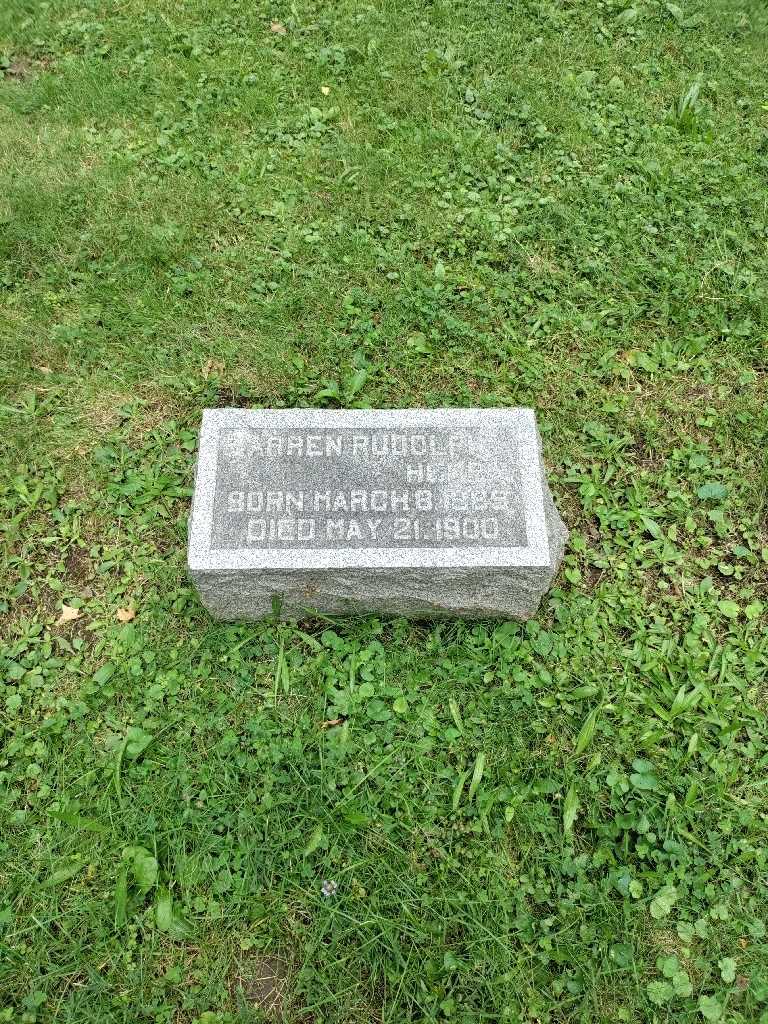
2;0;768;1020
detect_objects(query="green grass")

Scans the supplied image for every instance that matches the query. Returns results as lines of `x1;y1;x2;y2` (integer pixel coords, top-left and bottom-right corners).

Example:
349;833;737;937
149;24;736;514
1;0;768;1020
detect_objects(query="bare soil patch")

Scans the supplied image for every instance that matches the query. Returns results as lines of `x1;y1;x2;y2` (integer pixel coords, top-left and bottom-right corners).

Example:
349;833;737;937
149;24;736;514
2;56;47;81
230;953;292;1020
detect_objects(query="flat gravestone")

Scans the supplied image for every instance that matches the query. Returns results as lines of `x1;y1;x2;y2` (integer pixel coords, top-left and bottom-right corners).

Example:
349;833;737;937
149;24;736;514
188;408;567;620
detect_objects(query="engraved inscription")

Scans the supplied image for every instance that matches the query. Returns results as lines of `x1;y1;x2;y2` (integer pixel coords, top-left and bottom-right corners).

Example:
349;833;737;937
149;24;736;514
210;428;528;550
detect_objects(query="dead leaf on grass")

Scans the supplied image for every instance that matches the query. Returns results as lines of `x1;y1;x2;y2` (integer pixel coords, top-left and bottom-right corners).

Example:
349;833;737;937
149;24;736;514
270;21;287;34
202;359;225;379
320;717;345;729
116;607;136;623
58;604;81;625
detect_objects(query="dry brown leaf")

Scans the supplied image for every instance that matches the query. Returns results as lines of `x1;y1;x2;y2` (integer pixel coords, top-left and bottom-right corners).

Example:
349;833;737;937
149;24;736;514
321;85;331;96
320;717;345;730
116;607;136;623
58;604;81;624
202;359;226;379
270;21;287;34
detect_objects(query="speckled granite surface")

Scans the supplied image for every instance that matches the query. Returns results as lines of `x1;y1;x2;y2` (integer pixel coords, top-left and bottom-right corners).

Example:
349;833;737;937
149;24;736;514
188;408;567;620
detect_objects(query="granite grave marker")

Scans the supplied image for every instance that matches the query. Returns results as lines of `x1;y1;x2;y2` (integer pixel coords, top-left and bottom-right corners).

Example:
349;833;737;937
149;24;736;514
188;408;567;619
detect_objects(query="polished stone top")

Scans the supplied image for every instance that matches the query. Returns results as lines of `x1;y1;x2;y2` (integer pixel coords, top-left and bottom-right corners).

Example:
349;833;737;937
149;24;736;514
188;408;552;571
